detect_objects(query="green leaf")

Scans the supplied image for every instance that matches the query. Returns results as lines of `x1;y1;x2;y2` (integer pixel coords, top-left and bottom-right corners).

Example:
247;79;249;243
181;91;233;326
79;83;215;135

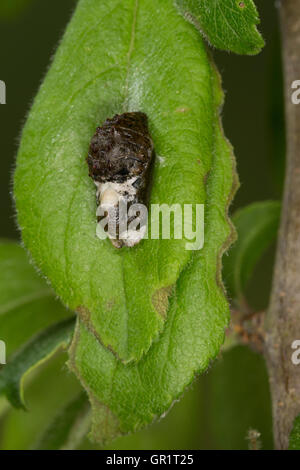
0;241;71;357
175;0;264;55
223;201;281;301
0;317;75;409
14;0;236;364
35;393;90;450
289;415;300;450
14;0;237;443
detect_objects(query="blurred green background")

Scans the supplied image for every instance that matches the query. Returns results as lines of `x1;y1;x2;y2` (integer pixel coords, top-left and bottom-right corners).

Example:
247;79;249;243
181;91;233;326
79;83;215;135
0;0;284;449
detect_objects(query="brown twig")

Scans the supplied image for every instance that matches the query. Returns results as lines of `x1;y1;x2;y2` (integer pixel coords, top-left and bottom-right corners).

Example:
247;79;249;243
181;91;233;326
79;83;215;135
228;309;265;353
264;0;300;450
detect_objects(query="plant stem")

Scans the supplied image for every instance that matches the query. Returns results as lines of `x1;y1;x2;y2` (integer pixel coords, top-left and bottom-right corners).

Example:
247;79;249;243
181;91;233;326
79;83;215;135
265;0;300;450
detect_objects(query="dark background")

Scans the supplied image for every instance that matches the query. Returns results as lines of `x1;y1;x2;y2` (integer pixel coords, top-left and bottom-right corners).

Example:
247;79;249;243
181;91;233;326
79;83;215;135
0;0;284;450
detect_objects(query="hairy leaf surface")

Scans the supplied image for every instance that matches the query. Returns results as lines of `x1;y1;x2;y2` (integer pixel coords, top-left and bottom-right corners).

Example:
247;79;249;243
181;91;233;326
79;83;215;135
175;0;264;55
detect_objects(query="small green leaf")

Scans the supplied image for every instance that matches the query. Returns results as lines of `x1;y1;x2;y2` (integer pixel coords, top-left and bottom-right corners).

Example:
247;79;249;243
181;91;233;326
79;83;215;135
223;201;281;300
0;317;75;409
289;415;300;450
0;240;72;357
36;393;90;450
175;0;264;55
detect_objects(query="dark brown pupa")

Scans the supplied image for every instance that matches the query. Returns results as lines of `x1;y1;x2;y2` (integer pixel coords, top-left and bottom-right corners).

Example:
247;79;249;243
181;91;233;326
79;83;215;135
87;112;154;248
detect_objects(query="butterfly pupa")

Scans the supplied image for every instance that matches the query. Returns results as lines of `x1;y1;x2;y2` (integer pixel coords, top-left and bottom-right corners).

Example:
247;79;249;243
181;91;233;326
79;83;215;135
87;112;154;248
